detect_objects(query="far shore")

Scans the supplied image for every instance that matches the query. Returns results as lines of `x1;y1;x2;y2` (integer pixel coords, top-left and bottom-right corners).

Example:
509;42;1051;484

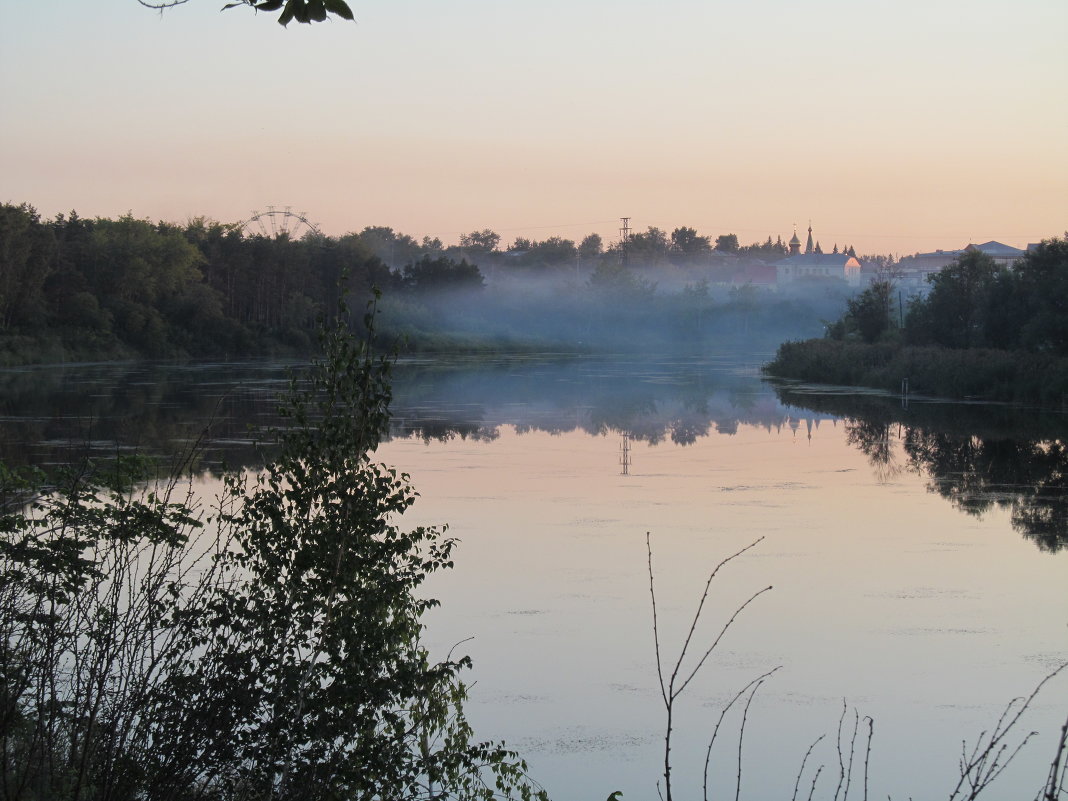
763;338;1068;410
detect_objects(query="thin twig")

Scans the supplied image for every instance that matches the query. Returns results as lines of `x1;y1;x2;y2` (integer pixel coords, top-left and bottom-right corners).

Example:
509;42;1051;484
735;679;766;801
136;0;191;9
675;585;773;699
949;662;1068;801
649;532;771;801
793;734;827;801
807;764;825;801
843;708;860;801
648;532;668;707
863;716;874;801
671;537;766;693
704;667;782;801
834;699;848;801
1043;710;1068;801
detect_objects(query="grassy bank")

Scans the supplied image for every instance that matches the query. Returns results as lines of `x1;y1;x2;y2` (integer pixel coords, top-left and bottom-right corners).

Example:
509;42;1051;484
0;327;577;368
764;339;1068;408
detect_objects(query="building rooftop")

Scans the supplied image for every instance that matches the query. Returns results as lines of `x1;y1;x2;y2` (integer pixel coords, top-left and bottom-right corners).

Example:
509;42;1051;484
914;240;1024;259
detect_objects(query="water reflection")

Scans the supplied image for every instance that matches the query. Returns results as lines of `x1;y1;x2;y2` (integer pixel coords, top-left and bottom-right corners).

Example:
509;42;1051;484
3;356;1066;551
0;361;295;473
0;356;813;469
389;356;810;446
845;419;902;482
773;386;1068;552
908;433;1068;553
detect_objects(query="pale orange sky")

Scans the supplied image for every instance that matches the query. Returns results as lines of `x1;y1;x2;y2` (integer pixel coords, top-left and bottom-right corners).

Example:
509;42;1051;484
2;0;1065;256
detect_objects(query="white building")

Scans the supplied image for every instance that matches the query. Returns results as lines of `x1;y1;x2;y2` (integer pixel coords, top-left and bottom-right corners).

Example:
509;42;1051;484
774;225;862;287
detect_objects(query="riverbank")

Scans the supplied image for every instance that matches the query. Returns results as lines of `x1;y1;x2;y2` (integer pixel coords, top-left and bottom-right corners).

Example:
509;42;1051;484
763;339;1068;408
0;328;579;368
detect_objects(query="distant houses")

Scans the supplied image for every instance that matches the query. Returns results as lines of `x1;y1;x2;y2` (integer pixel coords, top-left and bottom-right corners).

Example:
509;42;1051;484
770;229;1031;293
895;240;1027;292
772;225;862;287
695;223;1034;294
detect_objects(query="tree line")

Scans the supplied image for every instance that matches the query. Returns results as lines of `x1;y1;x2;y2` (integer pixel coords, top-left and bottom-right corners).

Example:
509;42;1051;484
350;223;795;270
765;237;1068;407
828;238;1068;354
0;205;488;361
0;203;861;363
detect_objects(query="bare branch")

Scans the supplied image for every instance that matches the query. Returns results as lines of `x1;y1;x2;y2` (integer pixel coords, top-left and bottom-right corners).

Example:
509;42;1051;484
862;716;874;801
793;734;827;801
703;667;781;801
735;678;766;801
843;708;860;801
949;662;1068;801
833;700;848;801
136;0;192;8
675;585;773;699
1041;710;1068;800
649;532;770;801
806;764;825;801
648;531;668;707
670;536;765;696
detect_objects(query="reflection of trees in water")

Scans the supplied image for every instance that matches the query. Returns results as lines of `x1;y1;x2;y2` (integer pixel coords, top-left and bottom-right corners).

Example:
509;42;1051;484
10;358;1067;550
394;357;804;447
0;362;293;474
845;419;901;483
0;358;820;475
1011;475;1068;554
903;432;1068;553
391;419;500;444
773;384;1068;552
585;394;660;441
669;415;712;446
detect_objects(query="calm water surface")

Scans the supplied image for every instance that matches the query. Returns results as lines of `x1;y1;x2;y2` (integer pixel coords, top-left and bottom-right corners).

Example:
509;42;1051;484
2;354;1065;800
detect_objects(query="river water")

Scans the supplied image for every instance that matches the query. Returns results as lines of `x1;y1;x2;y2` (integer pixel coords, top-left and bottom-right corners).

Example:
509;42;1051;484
1;354;1065;800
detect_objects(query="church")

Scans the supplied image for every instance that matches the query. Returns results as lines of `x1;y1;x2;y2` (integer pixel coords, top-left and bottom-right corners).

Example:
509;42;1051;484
774;224;862;287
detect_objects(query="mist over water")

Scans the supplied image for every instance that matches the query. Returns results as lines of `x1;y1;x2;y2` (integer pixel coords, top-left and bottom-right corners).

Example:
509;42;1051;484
376;263;854;355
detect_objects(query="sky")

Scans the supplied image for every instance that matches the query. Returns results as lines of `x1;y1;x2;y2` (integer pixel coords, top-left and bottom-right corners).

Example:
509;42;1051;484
2;0;1066;256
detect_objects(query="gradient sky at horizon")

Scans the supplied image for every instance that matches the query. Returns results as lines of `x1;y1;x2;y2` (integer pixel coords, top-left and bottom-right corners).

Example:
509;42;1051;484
2;0;1065;256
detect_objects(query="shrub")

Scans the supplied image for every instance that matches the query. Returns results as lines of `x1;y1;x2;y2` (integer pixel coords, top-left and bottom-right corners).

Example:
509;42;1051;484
0;299;545;801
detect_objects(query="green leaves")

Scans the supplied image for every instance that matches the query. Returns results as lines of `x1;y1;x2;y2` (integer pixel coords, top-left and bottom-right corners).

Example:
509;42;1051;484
324;0;355;20
1;295;544;801
220;0;355;25
268;0;354;25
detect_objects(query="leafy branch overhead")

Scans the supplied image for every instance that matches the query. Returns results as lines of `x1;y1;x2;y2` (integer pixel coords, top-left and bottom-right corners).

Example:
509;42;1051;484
138;0;355;25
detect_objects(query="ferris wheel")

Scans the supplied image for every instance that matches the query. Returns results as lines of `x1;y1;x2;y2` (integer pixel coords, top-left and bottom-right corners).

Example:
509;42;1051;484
240;206;322;240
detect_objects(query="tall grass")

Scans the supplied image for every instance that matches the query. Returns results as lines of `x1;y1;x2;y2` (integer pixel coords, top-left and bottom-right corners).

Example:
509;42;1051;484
765;340;1068;407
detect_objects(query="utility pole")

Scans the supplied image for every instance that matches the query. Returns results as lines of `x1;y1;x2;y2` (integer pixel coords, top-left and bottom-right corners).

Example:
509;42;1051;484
620;217;631;266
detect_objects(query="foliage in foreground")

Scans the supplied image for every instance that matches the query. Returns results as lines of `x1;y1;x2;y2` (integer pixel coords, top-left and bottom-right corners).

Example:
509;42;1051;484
138;0;355;27
0;301;545;801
